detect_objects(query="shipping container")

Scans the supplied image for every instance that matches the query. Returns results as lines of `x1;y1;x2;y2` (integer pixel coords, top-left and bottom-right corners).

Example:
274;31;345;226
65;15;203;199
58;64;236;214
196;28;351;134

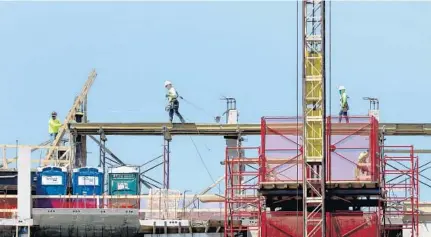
35;166;68;208
71;167;103;208
108;166;140;208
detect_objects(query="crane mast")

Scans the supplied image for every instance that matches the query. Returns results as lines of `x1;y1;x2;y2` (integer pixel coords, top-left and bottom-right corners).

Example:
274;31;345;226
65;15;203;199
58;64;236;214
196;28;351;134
302;0;326;236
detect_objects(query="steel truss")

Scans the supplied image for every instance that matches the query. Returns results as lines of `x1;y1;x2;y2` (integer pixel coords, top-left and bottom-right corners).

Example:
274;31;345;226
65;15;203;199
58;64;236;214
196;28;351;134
302;0;326;236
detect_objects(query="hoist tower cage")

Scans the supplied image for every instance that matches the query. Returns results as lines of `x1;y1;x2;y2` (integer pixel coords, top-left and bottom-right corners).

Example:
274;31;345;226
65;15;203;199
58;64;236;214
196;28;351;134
302;0;326;236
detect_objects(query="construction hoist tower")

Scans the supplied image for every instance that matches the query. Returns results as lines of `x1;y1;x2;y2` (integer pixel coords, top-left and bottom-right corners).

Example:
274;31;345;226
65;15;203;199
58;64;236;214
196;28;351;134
302;0;326;236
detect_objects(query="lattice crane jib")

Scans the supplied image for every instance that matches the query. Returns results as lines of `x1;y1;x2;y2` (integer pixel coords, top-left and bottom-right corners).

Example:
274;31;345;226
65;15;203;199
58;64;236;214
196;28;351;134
44;69;97;166
302;1;326;237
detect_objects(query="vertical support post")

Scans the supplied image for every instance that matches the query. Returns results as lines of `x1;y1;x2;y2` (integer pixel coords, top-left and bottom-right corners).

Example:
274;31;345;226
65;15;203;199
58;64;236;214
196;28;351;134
223;98;245;237
98;129;107;194
73;95;88;168
162;126;172;190
302;0;326;236
379;128;385;236
223;99;242;196
74;109;84;168
82;96;88;166
162;126;172;219
17;147;33;236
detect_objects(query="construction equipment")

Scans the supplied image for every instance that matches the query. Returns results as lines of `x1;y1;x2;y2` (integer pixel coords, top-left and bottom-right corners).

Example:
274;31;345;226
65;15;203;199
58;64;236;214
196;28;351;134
43;69;97;167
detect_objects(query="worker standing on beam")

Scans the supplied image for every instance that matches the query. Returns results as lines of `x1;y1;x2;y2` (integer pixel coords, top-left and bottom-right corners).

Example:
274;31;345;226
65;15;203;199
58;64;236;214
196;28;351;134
165;81;185;123
49;111;62;142
338;86;349;123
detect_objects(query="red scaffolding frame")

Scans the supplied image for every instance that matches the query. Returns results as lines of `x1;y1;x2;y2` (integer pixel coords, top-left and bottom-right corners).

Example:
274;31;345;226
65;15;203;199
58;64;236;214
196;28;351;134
327;116;379;182
260;116;379;183
224;146;261;237
260;117;303;183
381;145;419;237
258;116;382;237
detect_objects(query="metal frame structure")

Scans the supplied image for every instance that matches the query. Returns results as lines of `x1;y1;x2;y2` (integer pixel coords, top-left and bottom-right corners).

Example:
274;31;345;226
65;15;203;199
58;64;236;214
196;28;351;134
69;122;431;136
302;0;326;236
224;146;261;237
381;146;419;237
45;69;97;167
162;126;172;189
327;116;379;182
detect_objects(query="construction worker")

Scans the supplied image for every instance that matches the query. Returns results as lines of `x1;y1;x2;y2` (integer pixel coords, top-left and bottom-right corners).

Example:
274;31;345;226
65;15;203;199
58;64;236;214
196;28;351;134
355;150;369;180
49;111;62;142
338;86;349;123
164;81;185;123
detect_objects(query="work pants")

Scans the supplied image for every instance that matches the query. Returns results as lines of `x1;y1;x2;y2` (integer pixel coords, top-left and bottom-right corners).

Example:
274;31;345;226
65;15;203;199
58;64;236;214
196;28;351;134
169;100;185;123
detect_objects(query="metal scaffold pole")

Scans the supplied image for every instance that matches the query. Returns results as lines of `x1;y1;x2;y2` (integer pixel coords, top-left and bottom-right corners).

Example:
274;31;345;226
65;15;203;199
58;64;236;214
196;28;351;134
98;128;108;195
162;126;172;190
302;0;326;236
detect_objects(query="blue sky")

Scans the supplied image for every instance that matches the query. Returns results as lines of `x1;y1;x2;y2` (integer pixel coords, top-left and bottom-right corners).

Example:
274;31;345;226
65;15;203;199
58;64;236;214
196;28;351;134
0;1;430;200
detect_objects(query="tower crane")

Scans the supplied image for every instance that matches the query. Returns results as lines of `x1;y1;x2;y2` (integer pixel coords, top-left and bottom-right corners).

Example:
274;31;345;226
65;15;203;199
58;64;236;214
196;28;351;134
302;0;326;236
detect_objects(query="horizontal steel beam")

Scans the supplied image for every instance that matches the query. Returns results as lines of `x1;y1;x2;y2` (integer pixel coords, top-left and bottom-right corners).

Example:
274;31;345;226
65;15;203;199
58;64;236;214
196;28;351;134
69;122;260;136
385;149;431;154
68;122;431;136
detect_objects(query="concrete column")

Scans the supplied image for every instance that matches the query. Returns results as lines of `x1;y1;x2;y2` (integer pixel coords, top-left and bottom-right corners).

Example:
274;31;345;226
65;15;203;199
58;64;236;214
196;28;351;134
74;111;87;167
224;109;245;196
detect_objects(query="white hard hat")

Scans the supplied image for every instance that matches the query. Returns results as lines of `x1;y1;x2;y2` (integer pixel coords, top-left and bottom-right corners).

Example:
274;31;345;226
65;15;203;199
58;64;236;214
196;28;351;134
164;81;172;87
338;85;345;90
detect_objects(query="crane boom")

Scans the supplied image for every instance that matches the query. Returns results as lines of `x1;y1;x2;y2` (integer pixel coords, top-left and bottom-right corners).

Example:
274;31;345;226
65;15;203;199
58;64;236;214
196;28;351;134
302;0;326;236
44;69;97;165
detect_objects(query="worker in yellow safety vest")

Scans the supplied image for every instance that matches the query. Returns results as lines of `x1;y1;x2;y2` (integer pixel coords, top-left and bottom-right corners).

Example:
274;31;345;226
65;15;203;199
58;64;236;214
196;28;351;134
164;81;185;123
338;86;349;123
49;111;62;142
355;150;369;180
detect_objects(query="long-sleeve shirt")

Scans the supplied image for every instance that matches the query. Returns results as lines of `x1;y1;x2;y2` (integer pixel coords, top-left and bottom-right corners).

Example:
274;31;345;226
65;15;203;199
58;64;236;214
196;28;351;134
48;118;62;134
167;87;178;103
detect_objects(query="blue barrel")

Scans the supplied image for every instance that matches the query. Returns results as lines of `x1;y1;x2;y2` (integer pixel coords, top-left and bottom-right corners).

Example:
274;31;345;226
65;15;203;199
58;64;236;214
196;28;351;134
71;167;103;208
36;166;68;208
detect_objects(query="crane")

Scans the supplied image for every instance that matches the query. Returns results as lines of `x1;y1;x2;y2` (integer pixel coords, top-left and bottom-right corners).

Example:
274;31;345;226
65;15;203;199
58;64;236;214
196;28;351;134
43;69;97;167
302;0;326;236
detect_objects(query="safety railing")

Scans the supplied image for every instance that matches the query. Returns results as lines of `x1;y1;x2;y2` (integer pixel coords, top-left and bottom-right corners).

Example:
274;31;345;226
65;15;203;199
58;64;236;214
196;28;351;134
327;116;379;182
0;144;72;169
260;115;379;183
260;117;303;183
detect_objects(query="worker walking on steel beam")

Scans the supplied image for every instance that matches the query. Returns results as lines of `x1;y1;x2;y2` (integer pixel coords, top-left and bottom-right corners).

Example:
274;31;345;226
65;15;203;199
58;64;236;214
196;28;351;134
165;81;185;123
338;86;349;123
48;111;62;142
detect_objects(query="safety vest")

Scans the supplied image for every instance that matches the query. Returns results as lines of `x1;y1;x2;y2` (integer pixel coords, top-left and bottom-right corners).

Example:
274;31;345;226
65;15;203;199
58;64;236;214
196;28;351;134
48;118;62;134
340;92;348;109
167;87;179;102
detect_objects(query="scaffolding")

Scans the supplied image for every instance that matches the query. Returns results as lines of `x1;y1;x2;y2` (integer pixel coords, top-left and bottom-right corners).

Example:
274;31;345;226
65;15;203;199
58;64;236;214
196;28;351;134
382;146;419;237
224;147;261;237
